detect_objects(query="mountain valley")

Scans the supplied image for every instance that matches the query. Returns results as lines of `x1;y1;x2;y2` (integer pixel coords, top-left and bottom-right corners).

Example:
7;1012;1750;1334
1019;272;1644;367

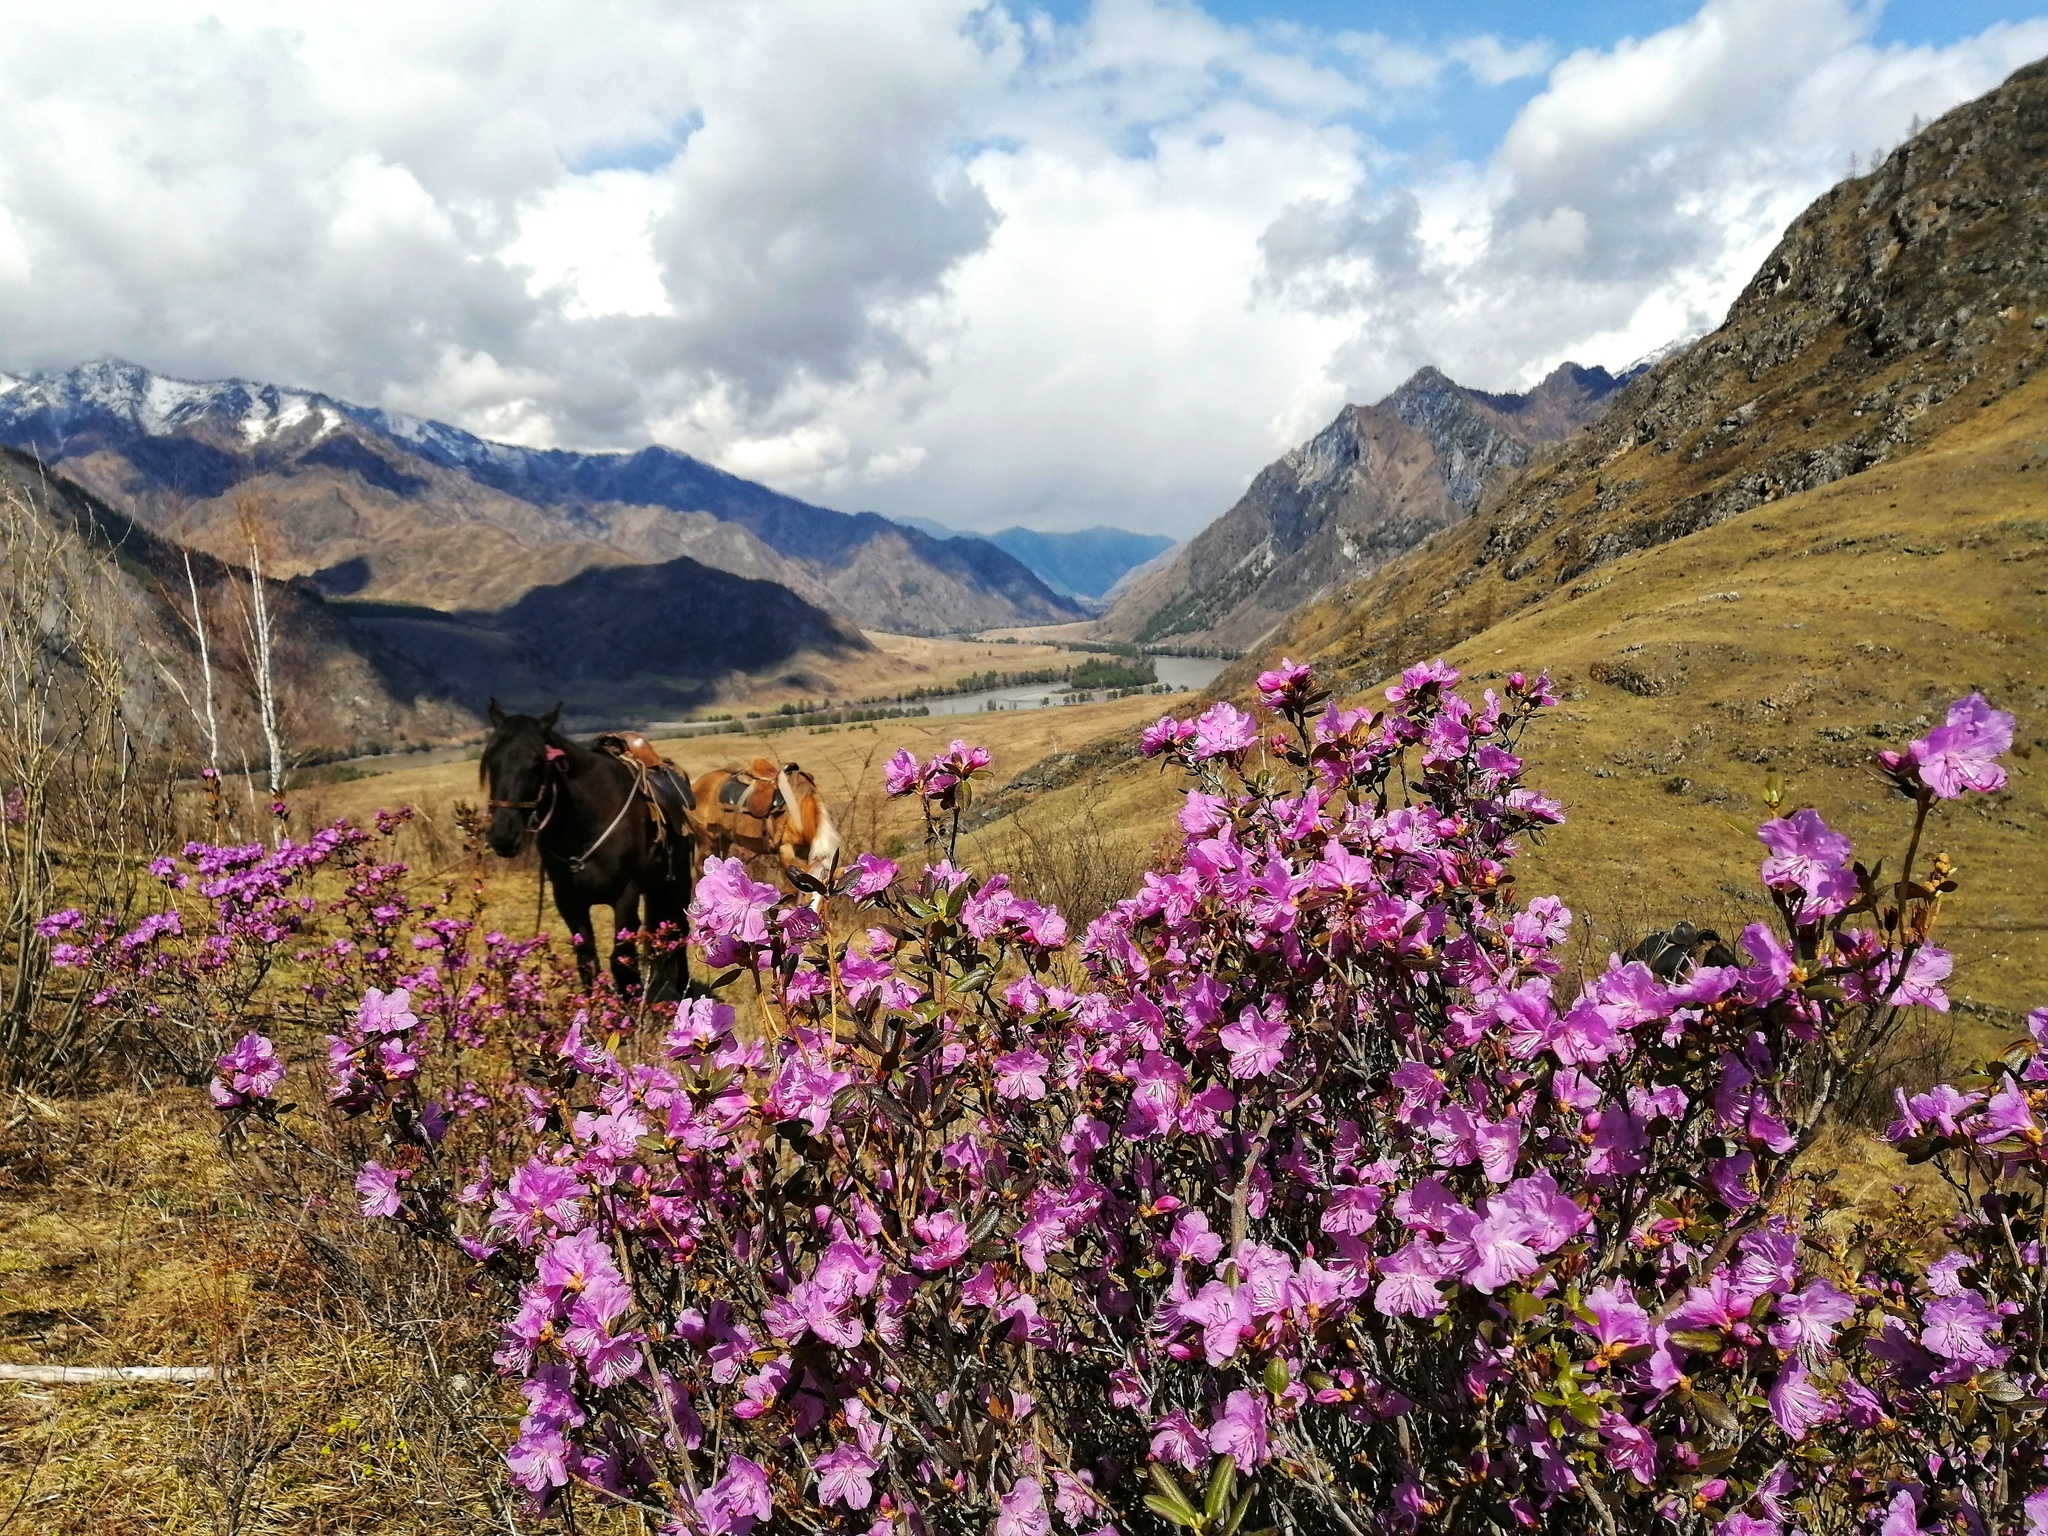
985;54;2048;1019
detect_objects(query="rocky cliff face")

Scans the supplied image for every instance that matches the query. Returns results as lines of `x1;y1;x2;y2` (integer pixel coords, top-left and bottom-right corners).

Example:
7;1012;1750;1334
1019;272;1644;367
1098;362;1627;650
1256;54;2048;692
0;364;1084;636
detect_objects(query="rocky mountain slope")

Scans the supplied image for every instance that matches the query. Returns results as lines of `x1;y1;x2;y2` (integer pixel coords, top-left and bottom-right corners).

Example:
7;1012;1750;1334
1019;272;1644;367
1096;362;1627;649
0;364;1083;634
1262;53;2048;693
0;435;876;751
347;554;869;727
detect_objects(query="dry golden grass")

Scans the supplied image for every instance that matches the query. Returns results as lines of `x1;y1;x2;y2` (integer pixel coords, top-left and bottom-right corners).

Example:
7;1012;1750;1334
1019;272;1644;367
0;1086;535;1534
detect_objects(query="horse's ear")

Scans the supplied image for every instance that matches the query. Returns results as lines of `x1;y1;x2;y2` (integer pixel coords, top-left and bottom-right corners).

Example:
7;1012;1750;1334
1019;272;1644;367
540;703;562;732
487;698;507;728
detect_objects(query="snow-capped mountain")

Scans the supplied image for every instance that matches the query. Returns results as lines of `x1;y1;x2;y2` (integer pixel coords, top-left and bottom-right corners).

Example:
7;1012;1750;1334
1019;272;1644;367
0;361;1082;635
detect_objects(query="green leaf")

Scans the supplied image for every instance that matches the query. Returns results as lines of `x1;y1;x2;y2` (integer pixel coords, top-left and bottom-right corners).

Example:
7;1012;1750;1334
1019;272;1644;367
1689;1391;1739;1433
1668;1329;1725;1353
1220;1487;1257;1536
1147;1465;1203;1529
1978;1371;2025;1404
1146;1495;1202;1529
1205;1456;1237;1523
1262;1357;1290;1395
1507;1289;1546;1324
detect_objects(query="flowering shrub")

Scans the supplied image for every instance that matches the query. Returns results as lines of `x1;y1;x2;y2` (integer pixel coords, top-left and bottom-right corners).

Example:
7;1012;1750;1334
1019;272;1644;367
61;660;2048;1535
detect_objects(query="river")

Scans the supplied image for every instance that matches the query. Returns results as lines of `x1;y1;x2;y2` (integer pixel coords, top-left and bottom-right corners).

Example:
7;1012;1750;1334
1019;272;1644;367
922;653;1230;716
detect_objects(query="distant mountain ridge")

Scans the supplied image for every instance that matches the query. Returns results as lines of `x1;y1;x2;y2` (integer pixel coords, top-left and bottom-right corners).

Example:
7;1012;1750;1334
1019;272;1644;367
1096;361;1630;649
985;526;1175;600
886;517;1176;601
0;363;1083;635
0;429;874;748
344;554;869;726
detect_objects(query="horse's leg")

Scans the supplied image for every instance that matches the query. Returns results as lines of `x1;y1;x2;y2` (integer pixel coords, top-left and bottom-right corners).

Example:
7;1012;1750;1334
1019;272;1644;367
610;887;644;995
555;883;600;993
643;876;688;1003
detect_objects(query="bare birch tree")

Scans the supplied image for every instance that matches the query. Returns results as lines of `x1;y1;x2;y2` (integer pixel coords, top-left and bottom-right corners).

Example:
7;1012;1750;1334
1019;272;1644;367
234;496;285;810
184;549;221;771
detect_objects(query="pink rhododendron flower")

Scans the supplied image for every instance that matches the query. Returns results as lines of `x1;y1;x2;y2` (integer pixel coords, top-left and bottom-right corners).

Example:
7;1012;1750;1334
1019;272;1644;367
210;1032;285;1109
1207;1390;1270;1467
1189;702;1258;761
996;1477;1051;1536
1894;693;2014;798
356;1161;404;1219
1757;809;1855;920
814;1443;880;1509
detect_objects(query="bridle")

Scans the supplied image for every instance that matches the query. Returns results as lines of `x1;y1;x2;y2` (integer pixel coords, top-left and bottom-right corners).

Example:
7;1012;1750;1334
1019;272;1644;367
486;741;647;875
488;744;564;836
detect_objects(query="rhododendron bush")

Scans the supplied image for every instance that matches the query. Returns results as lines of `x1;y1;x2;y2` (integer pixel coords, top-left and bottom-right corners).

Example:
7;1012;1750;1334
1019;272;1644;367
54;664;2048;1536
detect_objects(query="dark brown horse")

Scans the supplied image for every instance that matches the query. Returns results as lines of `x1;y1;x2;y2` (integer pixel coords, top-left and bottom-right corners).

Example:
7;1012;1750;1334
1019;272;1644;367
480;702;695;998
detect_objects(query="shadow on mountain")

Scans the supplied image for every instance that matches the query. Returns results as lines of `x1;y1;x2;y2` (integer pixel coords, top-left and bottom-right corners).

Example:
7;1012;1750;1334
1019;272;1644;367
343;552;872;728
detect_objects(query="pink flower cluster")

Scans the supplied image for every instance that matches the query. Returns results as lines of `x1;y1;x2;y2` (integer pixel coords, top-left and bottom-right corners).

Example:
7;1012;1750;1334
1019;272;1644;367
886;740;993;804
209;1031;285;1110
76;660;2042;1536
1877;693;2013;799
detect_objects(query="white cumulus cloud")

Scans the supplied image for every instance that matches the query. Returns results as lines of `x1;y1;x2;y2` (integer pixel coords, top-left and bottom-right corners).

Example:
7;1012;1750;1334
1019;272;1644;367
0;0;2039;537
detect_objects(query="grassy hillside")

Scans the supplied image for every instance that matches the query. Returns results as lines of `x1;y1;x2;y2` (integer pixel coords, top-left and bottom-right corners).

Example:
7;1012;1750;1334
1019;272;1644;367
998;367;2048;1021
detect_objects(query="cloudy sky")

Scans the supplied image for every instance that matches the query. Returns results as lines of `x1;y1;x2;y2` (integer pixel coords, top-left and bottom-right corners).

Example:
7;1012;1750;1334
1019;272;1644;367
1;1;2044;537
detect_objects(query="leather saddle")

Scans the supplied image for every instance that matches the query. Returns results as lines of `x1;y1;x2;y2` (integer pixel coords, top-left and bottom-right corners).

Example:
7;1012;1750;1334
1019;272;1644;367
596;730;667;771
717;758;785;820
595;732;696;856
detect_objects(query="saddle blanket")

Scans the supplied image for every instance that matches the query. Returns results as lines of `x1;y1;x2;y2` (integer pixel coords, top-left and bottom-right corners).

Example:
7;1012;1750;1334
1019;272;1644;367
717;759;785;819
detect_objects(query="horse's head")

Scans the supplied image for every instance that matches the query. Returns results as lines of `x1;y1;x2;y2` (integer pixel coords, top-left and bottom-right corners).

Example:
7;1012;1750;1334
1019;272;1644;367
480;699;563;858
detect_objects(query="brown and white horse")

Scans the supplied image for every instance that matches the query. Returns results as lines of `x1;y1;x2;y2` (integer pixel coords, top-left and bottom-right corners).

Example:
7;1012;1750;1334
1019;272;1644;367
691;758;842;902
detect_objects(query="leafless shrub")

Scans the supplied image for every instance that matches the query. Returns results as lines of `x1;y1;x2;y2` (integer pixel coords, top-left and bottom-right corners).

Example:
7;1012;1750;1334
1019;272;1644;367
181;1062;529;1534
983;804;1149;932
0;482;176;1091
1835;1010;1974;1132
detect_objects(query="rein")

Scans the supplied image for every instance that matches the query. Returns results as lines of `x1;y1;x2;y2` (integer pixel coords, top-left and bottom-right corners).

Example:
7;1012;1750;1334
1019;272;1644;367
563;772;643;874
489;778;559;835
